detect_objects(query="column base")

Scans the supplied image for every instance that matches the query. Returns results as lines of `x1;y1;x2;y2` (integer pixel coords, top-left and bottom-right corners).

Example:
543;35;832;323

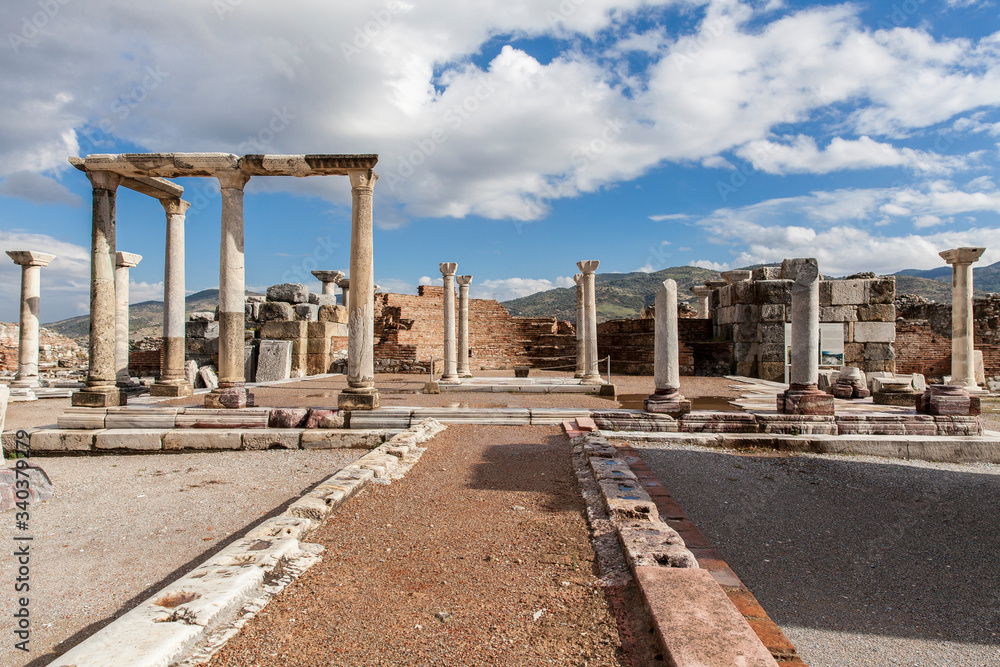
917;384;981;416
150;382;194;398
777;385;834;416
459;372;474;379
10;378;40;389
8;387;38;402
72;386;124;408
440;375;461;384
338;390;381;411
205;387;254;409
644;388;691;417
581;374;605;385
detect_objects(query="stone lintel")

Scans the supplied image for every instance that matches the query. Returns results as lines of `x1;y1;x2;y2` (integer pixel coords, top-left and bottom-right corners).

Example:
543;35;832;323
939;247;986;265
720;270;751;284
69;157;184;199
7;250;55;267
243;154;379;176
82;153;379;179
690;285;713;297
115;251;143;268
704;280;727;289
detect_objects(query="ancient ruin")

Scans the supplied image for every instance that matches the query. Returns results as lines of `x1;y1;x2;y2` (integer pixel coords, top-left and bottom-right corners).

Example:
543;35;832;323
6;250;55;400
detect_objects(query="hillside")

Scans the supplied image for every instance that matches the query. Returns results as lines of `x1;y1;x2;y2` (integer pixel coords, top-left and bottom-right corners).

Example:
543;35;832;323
893;260;1000;300
502;266;722;322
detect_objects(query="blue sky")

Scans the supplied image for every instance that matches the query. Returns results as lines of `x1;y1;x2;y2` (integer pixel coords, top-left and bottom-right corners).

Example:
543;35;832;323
1;0;1000;322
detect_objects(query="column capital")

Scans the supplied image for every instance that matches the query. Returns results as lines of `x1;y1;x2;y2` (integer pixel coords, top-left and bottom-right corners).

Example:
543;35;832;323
86;170;122;191
456;275;473;286
337;277;350;289
116;251;142;268
721;270;751;284
690;285;713;297
939;247;985;265
781;257;819;285
216;170;250;190
349;169;378;190
7;251;55;268
161;197;191;216
312;270;345;283
576;260;599;274
574;273;583;285
439;262;458;277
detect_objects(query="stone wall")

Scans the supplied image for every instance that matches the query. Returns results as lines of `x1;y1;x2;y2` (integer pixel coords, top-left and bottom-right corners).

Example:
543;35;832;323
597;318;714;375
0;323;88;375
895;295;1000;379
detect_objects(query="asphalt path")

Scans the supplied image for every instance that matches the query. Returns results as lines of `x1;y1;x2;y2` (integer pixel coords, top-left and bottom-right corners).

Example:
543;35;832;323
631;442;1000;667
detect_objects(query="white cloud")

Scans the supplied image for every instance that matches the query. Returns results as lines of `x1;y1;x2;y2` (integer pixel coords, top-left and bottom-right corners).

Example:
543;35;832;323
129;280;165;304
0;229;91;322
471;276;573;301
649;213;689;221
0;171;83;206
701;155;735;169
912;214;945;228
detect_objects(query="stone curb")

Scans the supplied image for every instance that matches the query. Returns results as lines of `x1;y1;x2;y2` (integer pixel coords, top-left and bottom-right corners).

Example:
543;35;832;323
45;419;447;667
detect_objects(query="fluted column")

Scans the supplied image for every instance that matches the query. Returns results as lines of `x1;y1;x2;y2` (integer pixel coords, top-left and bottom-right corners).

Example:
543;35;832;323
152;198;192;397
690;285;712;319
115;251;142;386
73;170;123;407
574;273;585;378
313;270;345;297
7;251;55;397
456;274;473;378
941;247;986;389
338;170;380;410
206;169;252;409
577;260;602;383
645;279;690;415
338;277;350;309
439;263;459;382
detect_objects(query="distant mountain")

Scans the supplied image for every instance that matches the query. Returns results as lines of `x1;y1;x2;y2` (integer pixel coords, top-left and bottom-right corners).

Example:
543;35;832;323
892;260;1000;302
502;266;722;322
44;289;256;344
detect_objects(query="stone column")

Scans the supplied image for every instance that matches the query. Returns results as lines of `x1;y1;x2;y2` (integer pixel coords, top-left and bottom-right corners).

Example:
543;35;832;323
778;258;834;415
574;273;585;378
577;260;602;383
6;251;55;397
439;263;459;382
456;275;473;378
645;279;690;416
338;277;350;309
690;285;712;319
312;270;345;297
940;247;986;389
73;170;123;407
114;251;142;386
152;198;193;397
338;170;380;410
206;170;253;409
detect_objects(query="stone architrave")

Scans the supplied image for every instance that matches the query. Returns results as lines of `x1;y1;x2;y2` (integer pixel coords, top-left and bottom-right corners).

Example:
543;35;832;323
206;170;254;409
940;247;986;390
114;251;142;387
645;279;691;416
439;263;459;383
574;273;585;378
337;277;350;309
6;251;56;398
456;275;473;378
73;170;124;408
152;198;193;397
338;170;380;410
690;285;712;319
778;258;834;415
312;270;345;300
577;260;603;383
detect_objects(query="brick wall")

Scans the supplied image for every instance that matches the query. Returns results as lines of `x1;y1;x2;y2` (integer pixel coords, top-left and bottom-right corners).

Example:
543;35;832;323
597;318;717;376
895;295;1000;379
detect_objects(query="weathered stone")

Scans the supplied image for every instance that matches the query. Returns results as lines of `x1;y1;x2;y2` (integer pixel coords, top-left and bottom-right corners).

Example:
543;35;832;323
754;280;791;304
868;277;896;304
830;279;868;305
853;322;895;343
308;293;338;307
857;304;895;321
255;340;293;382
759;303;785;322
294;303;319;321
300;430;383;449
269;408;308;428
317;304;349;323
31;429;97;452
864;343;896;362
305;409;344;429
198;366;219;390
175;408;270;428
184;359;199;386
259;320;308;339
617;521;697;569
820;305;857;322
186;321;219;338
189;311;215;322
244;344;257;382
163;430;243;450
95;429;165;450
259;301;295;322
266;283;308;304
242;430;302;450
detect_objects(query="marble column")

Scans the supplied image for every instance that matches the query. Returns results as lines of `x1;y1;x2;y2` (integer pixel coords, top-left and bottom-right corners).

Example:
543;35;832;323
206;170;253;409
645;279;690;415
6;251;55;398
574;273;585;378
577;260;602;383
114;251;142;387
338;277;350;309
152;198;193;397
313;270;344;297
439;263;459;383
456;274;473;378
338;170;380;410
778;258;834;415
940;247;986;390
690;285;712;319
73;170;124;407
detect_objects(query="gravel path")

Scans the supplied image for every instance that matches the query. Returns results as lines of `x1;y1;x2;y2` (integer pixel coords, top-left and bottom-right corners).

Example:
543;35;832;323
0;449;364;667
628;441;1000;667
208;425;660;667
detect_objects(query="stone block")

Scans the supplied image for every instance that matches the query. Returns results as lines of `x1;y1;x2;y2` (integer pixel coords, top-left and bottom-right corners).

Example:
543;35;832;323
163;430;243;450
175;408;270;428
31;429;98;452
307;353;332;376
854;322;895;343
57;407;107;429
617;521;697;569
300;430;384;449
817;369;837;392
751;266;782;280
844;342;864;364
186;337;218;356
306;337;330;354
198;366;219;390
864;343;896;362
869;277;895;304
244;344;257;382
259;301;295;322
259;321;308;340
597;479;659;522
266;283;308;304
757;414;837;435
309;293;337;307
912;373;926;392
734;304;759;323
242;429;302;450
256;340;293;382
105;407;178;429
189;311;215;322
757;362;785;382
731;280;754;303
95;429;165;450
734;323;757;343
589;458;639;482
758;323;783;345
269;408;308;428
820;305;857;322
757;343;785;362
307;322;339;338
857;304;895;321
305;409;343;429
759;303;785;322
830;279;868;305
186;321;219;338
872;391;919;407
294;303;319;321
184;359;199;386
754;280;791;305
819;280;833;306
318;305;349;323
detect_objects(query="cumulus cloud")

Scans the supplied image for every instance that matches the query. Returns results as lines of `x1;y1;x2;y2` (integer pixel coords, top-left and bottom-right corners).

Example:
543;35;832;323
0;171;83;206
0;230;91;322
